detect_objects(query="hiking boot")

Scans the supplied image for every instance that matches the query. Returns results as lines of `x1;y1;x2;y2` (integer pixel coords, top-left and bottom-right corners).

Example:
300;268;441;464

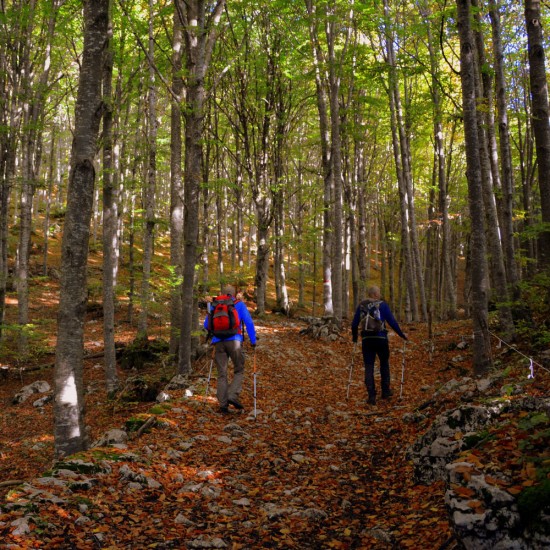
367;396;376;405
219;406;229;414
382;390;394;399
228;399;244;410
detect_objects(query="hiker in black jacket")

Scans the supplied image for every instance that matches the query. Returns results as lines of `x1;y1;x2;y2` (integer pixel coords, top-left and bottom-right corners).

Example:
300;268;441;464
351;286;408;405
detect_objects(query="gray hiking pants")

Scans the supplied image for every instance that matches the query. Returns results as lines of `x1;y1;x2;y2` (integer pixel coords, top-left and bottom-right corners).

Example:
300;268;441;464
214;339;245;408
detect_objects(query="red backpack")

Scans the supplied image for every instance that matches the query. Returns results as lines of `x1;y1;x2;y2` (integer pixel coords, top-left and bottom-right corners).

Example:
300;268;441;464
207;295;241;339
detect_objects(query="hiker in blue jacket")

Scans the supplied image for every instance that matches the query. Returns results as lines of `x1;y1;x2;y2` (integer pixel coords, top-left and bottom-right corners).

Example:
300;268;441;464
204;285;257;413
351;285;407;405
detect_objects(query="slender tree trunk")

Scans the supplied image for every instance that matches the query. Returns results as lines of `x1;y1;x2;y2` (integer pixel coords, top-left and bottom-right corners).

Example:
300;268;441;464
178;0;226;374
1;139;18;341
357;186;369;298
170;2;184;356
517;82;537;274
489;0;519;296
456;0;492;376
138;0;158;338
421;2;457;319
102;6;118;393
326;15;345;322
17;0;57;353
525;0;550;268
472;11;515;339
383;0;417;322
43;126;57;276
274;190;289;313
254;204;271;314
54;0;108;457
305;0;333;317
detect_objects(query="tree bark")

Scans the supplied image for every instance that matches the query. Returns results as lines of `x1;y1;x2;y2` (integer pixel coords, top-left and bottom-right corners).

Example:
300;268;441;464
421;1;457;320
305;0;333;318
525;0;550;268
385;35;417;321
102;4;118;394
489;0;519;296
178;0;226;374
326;10;346;322
170;2;184;356
54;0;108;457
138;0;158;338
456;0;492;376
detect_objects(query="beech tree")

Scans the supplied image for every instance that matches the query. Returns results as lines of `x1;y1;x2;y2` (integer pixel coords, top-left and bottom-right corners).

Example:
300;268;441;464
54;0;109;456
456;0;492;376
102;0;118;394
525;0;550;267
178;0;226;374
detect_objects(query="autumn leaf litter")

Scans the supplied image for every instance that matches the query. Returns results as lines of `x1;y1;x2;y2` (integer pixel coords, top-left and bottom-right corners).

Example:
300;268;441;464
1;317;547;549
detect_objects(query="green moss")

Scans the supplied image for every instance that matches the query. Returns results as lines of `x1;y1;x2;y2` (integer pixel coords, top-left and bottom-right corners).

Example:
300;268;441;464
463;430;493;450
149;403;171;415
54;460;106;475
517;478;550;532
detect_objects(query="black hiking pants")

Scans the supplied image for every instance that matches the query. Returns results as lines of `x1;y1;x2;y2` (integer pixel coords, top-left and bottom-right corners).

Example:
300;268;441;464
361;336;391;399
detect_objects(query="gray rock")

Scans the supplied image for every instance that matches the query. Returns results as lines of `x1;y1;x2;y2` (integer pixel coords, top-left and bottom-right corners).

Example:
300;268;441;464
13;381;51;404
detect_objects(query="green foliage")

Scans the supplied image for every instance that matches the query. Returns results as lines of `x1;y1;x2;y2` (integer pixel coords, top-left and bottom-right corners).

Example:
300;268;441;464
0;323;51;361
505;275;550;349
49;206;66;220
518;412;549;432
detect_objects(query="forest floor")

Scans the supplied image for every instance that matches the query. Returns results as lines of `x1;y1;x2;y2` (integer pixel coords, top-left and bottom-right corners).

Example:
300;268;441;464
1;301;548;548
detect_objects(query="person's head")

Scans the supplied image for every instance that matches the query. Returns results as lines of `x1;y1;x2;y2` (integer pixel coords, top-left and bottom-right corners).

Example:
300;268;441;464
367;285;381;300
223;284;236;296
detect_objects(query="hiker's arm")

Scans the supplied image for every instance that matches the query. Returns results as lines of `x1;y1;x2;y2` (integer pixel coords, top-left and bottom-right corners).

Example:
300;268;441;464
239;303;257;345
381;303;407;340
351;307;361;342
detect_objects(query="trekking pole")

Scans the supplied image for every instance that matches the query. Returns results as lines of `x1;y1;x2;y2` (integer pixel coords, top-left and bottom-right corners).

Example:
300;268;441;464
253;347;258;419
399;339;406;400
346;342;357;399
205;347;215;401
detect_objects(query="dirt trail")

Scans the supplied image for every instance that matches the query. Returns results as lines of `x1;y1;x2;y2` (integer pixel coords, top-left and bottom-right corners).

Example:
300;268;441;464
1;318;456;548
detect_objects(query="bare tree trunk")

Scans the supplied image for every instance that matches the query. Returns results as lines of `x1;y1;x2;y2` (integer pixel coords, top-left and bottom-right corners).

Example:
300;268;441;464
326;13;345;322
138;0;158;338
274;189;289;314
472;9;515;339
421;1;457;319
102;7;118;394
489;0;519;296
170;2;184;356
254;204;271;314
273;78;289;314
43;126;57;275
525;0;550;268
383;0;417;322
305;0;333;317
178;0;226;374
357;187;369;299
456;0;492;376
516;86;537;274
54;0;108;457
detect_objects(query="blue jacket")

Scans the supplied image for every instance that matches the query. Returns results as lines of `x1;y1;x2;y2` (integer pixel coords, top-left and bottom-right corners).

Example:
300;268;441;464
204;297;257;345
351;299;407;342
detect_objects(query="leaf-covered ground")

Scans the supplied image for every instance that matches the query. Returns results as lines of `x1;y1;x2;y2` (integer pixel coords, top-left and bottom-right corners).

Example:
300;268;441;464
0;315;548;549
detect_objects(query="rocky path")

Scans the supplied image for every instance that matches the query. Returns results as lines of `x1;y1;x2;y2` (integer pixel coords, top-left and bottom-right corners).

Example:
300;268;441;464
1;318;456;548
